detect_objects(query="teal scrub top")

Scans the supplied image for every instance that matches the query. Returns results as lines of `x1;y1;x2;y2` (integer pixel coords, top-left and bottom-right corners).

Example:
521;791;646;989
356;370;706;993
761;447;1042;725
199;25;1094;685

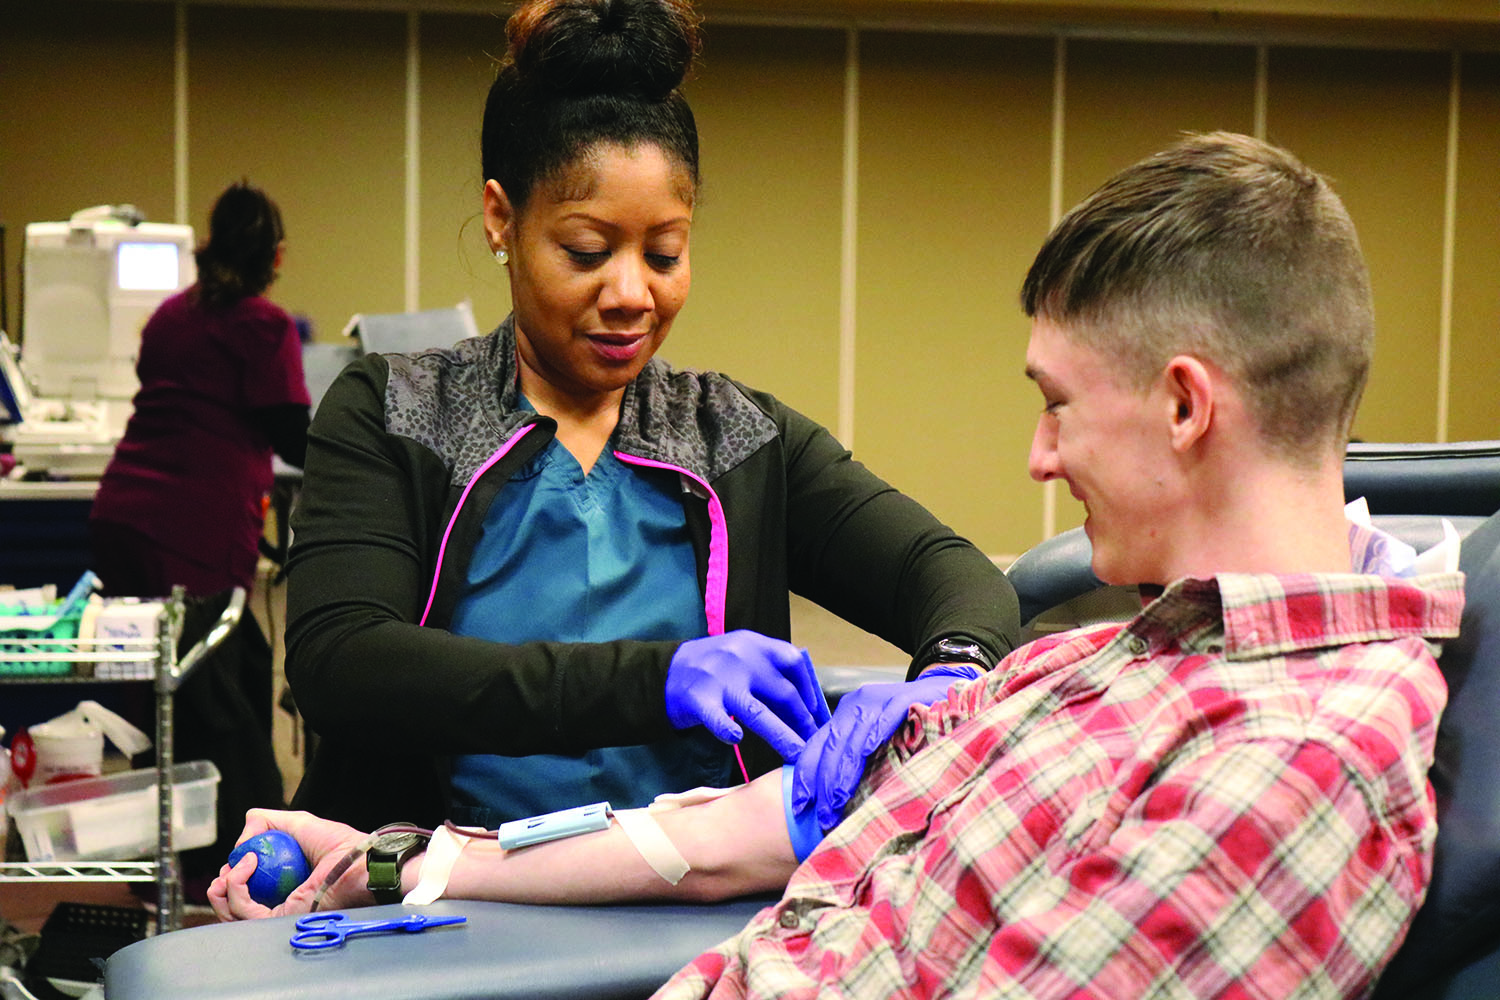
447;430;735;827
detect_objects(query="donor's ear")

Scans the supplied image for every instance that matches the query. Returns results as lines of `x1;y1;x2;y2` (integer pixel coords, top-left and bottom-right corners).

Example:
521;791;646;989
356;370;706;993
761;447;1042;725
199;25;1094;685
1164;355;1214;452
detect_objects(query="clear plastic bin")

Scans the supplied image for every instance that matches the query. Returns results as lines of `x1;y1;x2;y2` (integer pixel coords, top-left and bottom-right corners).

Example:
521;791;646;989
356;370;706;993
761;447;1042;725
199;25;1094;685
6;760;221;862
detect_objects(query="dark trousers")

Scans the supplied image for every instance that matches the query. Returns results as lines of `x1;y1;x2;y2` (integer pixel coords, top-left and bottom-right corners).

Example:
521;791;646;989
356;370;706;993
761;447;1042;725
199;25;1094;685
87;519;286;899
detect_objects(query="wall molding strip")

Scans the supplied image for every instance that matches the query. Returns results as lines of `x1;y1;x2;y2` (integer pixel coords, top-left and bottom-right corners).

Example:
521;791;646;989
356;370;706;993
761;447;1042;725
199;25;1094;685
1253;45;1268;140
174;1;190;225
837;24;860;449
405;10;422;313
1041;34;1067;541
1436;49;1460;444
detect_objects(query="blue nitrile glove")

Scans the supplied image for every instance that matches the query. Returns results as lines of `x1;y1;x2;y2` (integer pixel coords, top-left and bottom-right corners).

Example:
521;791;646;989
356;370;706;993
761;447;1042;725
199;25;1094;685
666;630;832;761
791;662;981;832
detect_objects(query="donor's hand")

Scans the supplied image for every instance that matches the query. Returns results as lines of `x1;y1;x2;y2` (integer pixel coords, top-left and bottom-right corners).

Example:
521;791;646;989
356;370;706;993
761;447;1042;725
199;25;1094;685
209;809;371;921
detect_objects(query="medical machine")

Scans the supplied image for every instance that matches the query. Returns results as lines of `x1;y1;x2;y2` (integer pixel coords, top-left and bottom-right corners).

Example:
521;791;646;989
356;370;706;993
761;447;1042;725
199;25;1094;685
2;206;195;477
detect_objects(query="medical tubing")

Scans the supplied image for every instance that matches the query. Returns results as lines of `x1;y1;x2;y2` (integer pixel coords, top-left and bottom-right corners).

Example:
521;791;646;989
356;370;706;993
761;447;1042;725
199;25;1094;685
781;764;825;862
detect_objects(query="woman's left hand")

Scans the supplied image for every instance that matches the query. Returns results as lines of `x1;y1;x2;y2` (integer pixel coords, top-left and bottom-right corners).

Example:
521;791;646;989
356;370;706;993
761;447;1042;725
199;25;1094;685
790;663;981;831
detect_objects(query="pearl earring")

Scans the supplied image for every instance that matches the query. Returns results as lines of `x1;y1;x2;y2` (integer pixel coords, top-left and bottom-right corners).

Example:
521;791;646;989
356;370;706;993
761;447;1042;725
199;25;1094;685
494;247;509;266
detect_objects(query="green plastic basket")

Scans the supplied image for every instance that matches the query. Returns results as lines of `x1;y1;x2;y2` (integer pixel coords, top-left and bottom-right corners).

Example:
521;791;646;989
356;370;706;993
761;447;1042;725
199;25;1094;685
0;611;84;676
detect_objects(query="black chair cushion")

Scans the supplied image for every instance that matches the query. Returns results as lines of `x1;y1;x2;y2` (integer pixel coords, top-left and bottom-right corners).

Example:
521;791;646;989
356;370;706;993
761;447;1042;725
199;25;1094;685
1005;515;1486;636
1374;511;1500;996
1345;442;1500;517
1007;511;1500;995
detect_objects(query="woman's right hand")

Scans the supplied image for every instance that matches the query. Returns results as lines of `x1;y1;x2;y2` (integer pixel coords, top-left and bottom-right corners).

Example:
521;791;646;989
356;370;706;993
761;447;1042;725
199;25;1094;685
665;630;832;761
208;809;370;921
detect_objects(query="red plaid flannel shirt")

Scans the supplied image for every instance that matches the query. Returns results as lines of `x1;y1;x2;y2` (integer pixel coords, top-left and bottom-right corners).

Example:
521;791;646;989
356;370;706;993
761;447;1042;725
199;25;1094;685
656;570;1464;1000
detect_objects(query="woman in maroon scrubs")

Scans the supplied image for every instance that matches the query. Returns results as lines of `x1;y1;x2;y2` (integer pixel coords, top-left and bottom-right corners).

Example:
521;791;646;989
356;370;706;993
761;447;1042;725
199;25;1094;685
90;181;310;599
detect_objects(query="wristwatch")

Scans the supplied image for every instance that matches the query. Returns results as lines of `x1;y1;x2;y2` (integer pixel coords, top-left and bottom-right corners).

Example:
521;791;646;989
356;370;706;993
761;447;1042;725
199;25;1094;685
366;827;430;904
916;636;996;672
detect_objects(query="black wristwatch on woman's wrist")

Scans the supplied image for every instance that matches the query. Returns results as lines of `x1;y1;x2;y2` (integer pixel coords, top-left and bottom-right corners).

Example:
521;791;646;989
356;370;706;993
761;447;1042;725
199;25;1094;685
915;636;996;673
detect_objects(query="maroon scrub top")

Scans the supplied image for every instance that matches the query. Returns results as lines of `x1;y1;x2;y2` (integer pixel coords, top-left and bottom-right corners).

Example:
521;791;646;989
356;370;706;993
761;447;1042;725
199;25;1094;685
90;288;311;593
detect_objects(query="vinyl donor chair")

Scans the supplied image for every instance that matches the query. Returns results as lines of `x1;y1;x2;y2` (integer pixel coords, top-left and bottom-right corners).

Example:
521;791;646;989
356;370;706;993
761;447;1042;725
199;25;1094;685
1371;506;1500;998
1011;440;1500;642
1005;441;1500;1000
103;444;1500;1000
1008;511;1500;1000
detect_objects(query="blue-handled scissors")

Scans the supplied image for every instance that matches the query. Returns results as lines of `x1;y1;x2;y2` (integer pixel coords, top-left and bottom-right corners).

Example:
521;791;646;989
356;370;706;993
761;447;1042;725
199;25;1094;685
290;912;468;950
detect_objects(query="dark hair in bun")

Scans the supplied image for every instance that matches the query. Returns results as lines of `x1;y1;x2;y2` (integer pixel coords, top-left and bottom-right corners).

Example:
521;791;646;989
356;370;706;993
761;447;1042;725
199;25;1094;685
482;0;702;211
194;180;285;309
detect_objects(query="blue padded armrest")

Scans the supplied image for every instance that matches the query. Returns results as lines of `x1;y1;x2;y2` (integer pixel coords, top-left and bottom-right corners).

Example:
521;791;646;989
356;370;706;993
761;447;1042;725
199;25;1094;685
1005;526;1101;628
1345;441;1500;517
104;897;771;1000
1373;510;1500;997
816;664;904;706
1008;516;1488;634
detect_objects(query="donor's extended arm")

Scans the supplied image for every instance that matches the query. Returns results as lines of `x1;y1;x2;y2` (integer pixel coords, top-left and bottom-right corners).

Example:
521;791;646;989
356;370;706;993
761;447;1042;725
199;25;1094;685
210;769;798;920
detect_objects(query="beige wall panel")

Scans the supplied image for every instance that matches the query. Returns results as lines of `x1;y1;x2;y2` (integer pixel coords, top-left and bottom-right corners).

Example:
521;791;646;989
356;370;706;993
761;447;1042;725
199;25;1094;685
1451;52;1500;443
1058;39;1255;534
188;6;407;342
1063;40;1256;208
419;13;512;328
1266;47;1450;445
856;31;1055;557
0;2;176;345
673;25;847;430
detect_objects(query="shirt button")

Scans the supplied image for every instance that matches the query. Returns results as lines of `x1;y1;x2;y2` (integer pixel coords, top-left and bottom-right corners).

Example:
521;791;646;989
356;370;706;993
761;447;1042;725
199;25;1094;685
778;909;801;930
1126;636;1147;655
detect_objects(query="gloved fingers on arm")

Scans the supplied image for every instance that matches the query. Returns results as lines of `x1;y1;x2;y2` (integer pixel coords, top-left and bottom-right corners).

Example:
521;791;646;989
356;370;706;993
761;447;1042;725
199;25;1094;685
790;722;830;813
725;687;809;762
746;665;830;742
791;685;906;831
785;647;831;728
800;669;977;829
817;699;886;830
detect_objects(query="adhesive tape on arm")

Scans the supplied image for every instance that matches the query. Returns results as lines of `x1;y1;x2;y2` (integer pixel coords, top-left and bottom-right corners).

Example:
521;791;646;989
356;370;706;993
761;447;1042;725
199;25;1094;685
613;808;690;885
404;825;471;905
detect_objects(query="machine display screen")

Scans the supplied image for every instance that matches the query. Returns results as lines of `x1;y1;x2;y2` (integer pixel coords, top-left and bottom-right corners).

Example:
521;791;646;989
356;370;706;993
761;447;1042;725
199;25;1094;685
116;241;180;291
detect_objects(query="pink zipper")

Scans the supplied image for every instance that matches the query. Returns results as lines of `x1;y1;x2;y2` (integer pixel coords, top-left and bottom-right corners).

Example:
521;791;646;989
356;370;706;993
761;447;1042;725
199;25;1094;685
613;452;729;637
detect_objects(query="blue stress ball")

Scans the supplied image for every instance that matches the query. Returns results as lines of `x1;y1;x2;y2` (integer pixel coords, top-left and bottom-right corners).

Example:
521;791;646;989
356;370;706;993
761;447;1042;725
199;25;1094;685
228;830;312;906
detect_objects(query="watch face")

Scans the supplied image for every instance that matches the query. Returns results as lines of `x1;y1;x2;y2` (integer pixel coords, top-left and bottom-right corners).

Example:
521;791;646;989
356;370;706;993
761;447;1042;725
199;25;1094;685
928;638;992;670
372;830;426;855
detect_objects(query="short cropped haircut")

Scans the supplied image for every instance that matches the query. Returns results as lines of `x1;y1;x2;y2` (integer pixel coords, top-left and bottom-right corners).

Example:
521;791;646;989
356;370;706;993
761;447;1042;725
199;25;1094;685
1021;132;1374;464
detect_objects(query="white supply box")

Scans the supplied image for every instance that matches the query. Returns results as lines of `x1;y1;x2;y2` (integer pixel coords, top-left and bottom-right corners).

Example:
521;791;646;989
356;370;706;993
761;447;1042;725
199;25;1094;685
89;598;165;679
7;760;220;862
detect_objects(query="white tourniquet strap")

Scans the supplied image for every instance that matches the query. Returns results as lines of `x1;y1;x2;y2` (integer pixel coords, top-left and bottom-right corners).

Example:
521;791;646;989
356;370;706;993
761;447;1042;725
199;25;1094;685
613;808;691;885
404;825;472;905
